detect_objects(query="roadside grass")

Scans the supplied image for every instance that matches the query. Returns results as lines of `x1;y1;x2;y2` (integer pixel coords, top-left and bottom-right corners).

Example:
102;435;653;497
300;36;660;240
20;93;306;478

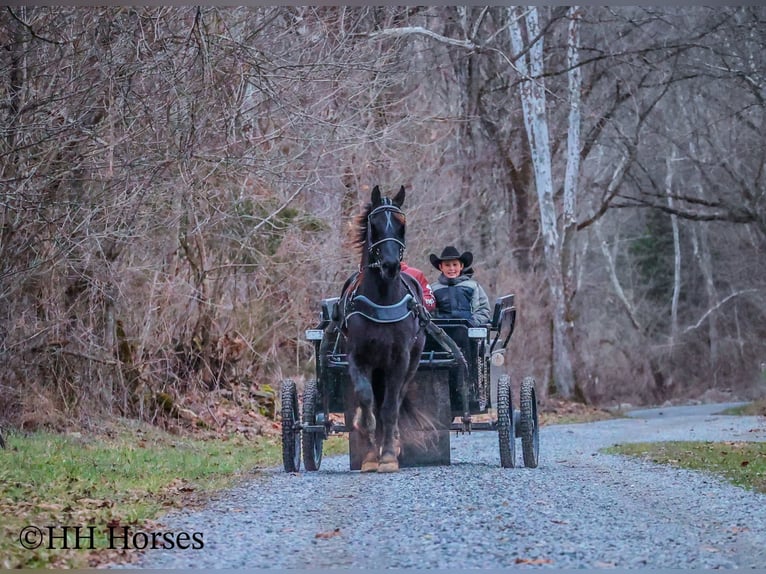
604;440;766;495
3;399;758;567
605;399;766;494
0;423;347;569
718;397;766;416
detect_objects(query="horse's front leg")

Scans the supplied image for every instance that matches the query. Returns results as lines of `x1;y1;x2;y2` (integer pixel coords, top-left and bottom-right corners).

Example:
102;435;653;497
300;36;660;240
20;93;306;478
349;362;378;472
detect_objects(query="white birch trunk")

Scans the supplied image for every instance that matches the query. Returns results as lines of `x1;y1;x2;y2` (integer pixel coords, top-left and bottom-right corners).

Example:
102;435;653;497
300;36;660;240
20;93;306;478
666;151;681;390
509;6;576;398
596;223;641;331
563;7;581;232
561;6;583;385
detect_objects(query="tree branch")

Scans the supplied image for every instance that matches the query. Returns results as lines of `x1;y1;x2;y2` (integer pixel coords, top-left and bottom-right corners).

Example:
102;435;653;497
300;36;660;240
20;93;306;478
682;289;762;336
612;196;757;224
576;149;633;231
367;26;479;51
596;225;642;331
6;7;66;45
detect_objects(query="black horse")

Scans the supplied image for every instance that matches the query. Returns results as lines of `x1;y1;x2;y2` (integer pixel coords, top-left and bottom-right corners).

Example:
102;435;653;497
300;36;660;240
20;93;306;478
339;185;428;473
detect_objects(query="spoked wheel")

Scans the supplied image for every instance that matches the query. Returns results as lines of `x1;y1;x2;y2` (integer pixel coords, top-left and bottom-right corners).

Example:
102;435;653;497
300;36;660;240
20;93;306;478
301;379;324;471
496;374;516;468
281;379;301;473
520;376;540;468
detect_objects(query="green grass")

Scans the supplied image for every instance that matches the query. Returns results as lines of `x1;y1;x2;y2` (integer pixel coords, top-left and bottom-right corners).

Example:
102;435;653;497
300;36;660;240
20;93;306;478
718;398;766;416
0;424;348;568
605;400;766;494
604;441;766;494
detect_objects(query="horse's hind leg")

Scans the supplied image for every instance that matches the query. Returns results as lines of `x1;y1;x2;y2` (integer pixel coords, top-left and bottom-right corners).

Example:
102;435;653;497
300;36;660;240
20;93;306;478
350;365;378;472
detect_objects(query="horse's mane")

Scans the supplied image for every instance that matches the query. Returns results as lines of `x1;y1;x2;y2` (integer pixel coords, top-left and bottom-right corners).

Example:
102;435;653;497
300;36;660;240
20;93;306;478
350;201;373;254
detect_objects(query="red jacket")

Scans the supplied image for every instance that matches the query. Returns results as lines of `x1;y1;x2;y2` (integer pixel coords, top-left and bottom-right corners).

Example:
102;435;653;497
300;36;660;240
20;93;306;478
401;263;436;312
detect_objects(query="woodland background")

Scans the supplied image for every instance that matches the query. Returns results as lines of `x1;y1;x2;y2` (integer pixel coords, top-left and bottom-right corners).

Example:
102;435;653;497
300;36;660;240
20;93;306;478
1;6;765;431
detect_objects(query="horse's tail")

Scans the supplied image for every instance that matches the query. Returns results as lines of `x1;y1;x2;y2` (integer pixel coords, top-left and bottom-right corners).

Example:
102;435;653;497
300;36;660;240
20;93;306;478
397;384;441;452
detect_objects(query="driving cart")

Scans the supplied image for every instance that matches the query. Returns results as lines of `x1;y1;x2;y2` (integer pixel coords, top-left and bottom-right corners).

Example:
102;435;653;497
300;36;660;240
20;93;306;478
280;293;540;472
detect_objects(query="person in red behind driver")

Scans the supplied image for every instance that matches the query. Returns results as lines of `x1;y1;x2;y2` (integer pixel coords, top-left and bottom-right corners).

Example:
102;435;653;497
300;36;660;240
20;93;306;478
401;262;436;312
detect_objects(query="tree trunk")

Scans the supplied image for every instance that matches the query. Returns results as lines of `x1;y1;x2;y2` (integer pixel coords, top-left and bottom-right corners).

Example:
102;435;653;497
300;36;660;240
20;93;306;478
666;151;681;392
690;222;719;385
508;6;578;399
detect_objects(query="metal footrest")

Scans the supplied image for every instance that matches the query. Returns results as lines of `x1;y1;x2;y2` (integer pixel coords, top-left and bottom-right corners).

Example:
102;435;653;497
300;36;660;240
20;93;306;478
450;421;497;432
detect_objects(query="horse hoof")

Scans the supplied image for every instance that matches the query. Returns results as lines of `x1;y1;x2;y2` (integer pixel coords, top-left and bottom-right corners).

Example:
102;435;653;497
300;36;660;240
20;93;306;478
378;460;399;473
361;461;378;473
378;453;399;473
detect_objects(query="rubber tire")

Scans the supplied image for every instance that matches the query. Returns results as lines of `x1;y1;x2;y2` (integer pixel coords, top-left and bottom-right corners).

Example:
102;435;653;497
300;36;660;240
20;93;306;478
476;340;489;410
496;374;516;468
520;376;539;468
281;379;301;472
301;379;324;471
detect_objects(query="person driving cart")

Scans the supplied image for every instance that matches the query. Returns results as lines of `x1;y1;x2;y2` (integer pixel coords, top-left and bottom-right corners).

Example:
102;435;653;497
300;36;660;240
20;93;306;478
429;245;491;326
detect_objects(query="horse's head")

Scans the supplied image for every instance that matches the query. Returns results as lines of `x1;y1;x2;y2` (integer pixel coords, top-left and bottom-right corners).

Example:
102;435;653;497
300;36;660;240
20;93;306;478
366;185;406;280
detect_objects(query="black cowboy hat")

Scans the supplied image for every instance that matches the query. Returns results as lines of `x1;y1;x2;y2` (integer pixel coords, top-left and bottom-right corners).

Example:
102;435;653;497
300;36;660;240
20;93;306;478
429;245;473;270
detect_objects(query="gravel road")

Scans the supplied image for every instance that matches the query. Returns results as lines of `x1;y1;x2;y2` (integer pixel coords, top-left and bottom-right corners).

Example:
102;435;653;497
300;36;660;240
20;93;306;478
124;403;766;569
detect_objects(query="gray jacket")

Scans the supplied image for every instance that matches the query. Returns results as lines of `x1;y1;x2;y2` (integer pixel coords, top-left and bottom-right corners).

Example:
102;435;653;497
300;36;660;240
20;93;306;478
432;272;491;327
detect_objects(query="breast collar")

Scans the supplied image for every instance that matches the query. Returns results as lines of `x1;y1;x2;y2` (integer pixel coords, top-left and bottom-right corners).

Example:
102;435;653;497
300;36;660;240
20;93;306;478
340;274;419;327
345;293;415;325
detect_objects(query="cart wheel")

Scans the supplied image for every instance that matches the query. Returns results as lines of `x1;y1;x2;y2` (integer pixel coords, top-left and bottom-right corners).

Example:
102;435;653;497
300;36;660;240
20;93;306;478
301;379;324;471
520;376;539;468
281;379;301;472
496;374;516;468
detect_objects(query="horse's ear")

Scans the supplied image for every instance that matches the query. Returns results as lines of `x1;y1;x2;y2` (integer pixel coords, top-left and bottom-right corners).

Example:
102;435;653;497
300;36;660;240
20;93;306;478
371;185;381;205
393;185;405;207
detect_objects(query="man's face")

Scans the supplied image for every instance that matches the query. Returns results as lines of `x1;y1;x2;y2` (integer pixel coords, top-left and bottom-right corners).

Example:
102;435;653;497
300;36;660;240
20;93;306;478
439;259;463;279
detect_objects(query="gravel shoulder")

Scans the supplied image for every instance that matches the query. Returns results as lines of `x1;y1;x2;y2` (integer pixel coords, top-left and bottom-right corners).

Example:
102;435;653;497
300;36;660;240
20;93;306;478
122;404;766;569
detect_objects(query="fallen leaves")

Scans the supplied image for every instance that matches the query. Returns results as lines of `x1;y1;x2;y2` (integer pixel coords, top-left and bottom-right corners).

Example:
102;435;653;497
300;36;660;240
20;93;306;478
165;478;196;494
76;498;114;508
539;398;618;425
315;528;341;540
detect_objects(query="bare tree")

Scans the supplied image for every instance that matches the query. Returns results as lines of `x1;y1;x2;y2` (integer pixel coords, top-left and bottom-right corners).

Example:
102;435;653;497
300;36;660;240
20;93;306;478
2;6;765;430
507;6;579;398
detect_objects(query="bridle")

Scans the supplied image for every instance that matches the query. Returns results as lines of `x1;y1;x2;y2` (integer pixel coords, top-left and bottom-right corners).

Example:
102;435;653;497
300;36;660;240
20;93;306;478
366;200;406;270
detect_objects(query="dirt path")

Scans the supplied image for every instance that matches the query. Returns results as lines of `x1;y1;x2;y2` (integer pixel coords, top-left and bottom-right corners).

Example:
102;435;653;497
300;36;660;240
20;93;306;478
122;404;766;569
